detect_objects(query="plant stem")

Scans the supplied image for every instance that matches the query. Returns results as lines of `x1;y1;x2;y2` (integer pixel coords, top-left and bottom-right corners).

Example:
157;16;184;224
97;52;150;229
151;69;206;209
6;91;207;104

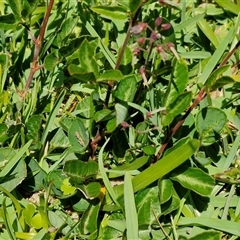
23;0;54;98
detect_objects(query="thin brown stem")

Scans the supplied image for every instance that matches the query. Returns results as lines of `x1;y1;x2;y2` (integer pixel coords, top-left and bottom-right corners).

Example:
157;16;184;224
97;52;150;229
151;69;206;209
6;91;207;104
23;0;54;98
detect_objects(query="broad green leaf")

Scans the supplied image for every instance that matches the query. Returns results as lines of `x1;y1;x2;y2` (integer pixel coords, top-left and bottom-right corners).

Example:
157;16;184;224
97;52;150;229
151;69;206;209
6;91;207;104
196;107;227;146
60;178;77;196
124;172;138;240
128;0;142;15
142;145;156;156
115;103;128;126
97;69;123;82
22;0;39;19
56;17;79;45
68;118;89;153
94;109;112;122
78;39;99;77
63;160;98;185
68;64;96;82
205;65;230;92
75;95;95;131
210;76;235;91
0;124;8;144
80;198;101;236
0;159;27;192
44;52;60;71
119;46;133;75
91;6;128;20
162;91;192;126
59;37;84;57
114;75;137;102
178;217;240;236
6;0;22;21
161;188;180;215
106;118;117;133
158;179;173;204
50;128;70;150
114;139;200;197
188;230;221;240
0;14;17;30
78;182;101;199
163;57;188;107
136;186;161;227
171;167;215;196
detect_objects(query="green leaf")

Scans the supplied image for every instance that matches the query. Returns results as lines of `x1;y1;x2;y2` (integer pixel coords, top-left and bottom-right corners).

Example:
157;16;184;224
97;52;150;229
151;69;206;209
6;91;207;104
56;17;79;45
188;230;221;240
94;109;112;122
0;14;17;30
68;118;89;153
136;186;161;227
124;172;138;240
78;182;101;199
158;179;173;204
197;19;220;48
0;140;32;179
196;107;227;146
44;52;60;71
161;188;180;215
6;0;22;21
115;103;128;126
118;46;133;75
171;167;215;196
214;0;240;15
80;198;101;236
50;128;70;150
78;39;99;77
0;124;8;144
178;217;240;236
114;75;137;102
22;0;39;19
63;160;98;185
205;65;230;92
115;139;200;197
162;91;192;126
91;6;128;20
210;76;235;91
163;57;189;107
198;27;234;84
109;156;149;178
68;64;96;82
97;69;123;82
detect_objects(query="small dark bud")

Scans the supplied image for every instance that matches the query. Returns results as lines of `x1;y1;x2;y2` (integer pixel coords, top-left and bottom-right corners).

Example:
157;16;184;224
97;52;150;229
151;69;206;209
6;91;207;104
150;32;159;41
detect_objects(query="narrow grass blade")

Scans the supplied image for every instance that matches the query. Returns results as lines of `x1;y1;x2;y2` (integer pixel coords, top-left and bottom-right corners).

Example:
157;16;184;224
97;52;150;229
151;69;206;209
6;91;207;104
124;171;139;240
98;138;120;207
115;139;200;198
0;139;32;179
1;198;17;240
214;0;240;15
174;13;205;32
178;217;240;236
197;19;219;48
198;27;234;85
40;89;66;157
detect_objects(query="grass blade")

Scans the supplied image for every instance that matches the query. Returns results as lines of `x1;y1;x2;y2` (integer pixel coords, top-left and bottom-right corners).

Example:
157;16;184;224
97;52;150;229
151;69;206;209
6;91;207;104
178;217;240;236
124;171;139;240
198;27;234;85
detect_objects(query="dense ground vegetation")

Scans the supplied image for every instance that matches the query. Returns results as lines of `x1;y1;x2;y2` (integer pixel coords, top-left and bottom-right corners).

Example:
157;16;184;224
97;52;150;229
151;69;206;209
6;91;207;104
0;0;240;239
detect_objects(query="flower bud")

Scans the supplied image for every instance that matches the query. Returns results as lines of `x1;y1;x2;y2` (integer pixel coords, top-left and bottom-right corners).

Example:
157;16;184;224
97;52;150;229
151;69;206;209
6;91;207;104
133;48;140;56
130;22;147;35
137;37;146;45
155;17;162;27
150;32;159;41
161;23;171;31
